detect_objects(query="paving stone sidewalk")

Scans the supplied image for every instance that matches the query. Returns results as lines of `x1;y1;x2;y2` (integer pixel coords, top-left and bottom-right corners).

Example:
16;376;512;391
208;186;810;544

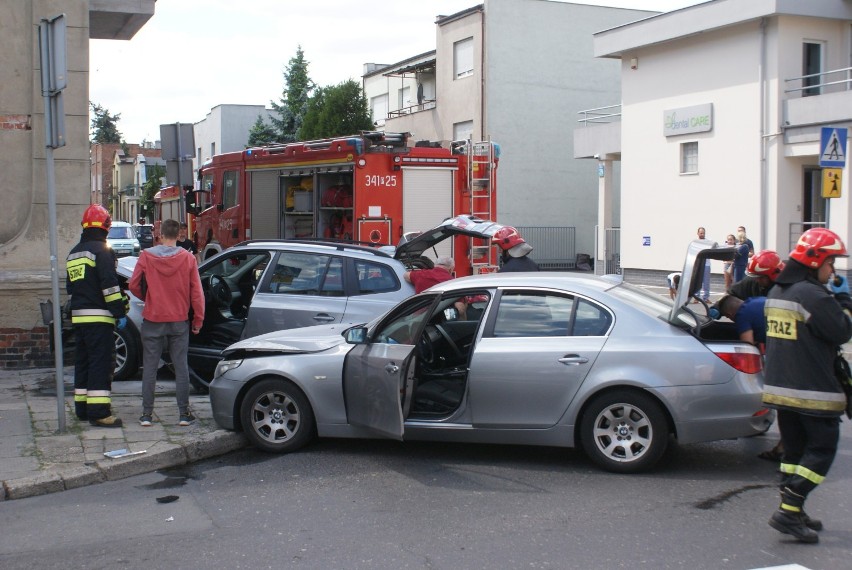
0;367;246;501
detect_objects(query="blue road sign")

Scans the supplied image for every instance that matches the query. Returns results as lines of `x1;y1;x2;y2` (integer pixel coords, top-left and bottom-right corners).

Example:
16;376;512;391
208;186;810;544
819;127;847;168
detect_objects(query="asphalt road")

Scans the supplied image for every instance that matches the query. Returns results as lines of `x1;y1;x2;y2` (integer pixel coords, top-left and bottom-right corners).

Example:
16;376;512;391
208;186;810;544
1;420;851;569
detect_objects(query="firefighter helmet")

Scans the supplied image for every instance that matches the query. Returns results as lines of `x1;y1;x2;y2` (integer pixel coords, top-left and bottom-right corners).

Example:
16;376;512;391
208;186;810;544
789;228;848;268
493;226;533;258
493;226;526;251
81;204;112;230
746;250;784;281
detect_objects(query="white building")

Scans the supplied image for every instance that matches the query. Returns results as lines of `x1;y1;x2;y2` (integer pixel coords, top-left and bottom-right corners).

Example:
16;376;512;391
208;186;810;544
363;0;655;259
579;0;852;283
192;104;276;179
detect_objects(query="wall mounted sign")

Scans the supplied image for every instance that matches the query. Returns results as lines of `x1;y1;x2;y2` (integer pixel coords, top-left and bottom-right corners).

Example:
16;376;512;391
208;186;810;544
663;103;713;137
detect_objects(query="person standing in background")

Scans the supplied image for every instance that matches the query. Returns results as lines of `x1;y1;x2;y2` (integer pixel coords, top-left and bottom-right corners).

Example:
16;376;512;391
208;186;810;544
732;230;751;283
696;227;711;303
738;225;755;257
723;234;736;291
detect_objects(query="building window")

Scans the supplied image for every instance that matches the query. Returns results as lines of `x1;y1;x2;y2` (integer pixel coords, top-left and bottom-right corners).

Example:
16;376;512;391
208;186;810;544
453;120;473;142
211;142;216;157
803;42;823;97
398;86;411;110
370;94;388;125
680;142;698;174
454;37;474;79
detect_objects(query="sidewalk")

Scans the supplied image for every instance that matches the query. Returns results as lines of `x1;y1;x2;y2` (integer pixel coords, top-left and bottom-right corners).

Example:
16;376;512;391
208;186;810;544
0;366;246;501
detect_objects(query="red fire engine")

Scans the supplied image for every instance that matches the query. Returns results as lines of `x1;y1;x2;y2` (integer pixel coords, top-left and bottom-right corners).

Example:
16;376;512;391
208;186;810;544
187;131;499;275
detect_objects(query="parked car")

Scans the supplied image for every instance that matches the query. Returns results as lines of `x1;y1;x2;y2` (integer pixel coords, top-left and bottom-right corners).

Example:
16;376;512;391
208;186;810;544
134;224;154;249
106;221;140;258
208;240;775;473
113;215;507;392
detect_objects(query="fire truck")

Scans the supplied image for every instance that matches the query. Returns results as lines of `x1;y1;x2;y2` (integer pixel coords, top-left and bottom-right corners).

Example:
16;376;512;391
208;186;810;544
187;131;499;275
151;184;187;243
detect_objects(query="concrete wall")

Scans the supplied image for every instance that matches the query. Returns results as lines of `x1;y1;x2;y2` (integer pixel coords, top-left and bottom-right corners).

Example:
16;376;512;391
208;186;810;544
0;1;92;368
192;104;275;178
484;0;651;255
1;0;153;369
621;22;764;274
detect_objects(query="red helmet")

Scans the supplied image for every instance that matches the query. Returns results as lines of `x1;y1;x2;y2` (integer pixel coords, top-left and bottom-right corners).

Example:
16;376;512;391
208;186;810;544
746;250;784;281
789;228;848;268
81;204;112;230
493;226;526;251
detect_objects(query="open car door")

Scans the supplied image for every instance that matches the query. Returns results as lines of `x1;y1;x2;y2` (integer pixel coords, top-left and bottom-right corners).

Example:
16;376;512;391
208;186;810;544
342;296;435;439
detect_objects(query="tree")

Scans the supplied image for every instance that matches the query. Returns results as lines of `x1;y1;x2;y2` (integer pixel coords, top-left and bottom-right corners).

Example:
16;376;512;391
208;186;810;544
270;46;314;143
139;165;165;222
297;80;374;140
89;102;122;143
247;115;279;146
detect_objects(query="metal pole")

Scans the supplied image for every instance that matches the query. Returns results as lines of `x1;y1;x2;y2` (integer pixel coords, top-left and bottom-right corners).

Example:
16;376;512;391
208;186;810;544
176;122;186;223
45;144;66;433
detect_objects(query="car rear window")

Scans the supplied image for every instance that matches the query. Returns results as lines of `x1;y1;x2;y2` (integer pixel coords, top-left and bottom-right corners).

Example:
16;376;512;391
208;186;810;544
355;260;398;294
607;282;672;319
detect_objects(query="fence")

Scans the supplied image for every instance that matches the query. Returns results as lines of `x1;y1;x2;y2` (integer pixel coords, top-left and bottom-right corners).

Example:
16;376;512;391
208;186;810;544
516;226;576;270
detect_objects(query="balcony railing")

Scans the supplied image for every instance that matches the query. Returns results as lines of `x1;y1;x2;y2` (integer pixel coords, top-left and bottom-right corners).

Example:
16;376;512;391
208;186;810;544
386;99;437;118
784;66;852;96
577;104;621;125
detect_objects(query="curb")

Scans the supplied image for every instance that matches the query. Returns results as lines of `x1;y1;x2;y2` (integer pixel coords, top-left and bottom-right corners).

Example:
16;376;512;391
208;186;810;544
1;430;247;501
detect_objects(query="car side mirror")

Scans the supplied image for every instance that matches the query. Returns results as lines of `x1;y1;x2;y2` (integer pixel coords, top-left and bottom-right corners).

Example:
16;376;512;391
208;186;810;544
345;326;368;344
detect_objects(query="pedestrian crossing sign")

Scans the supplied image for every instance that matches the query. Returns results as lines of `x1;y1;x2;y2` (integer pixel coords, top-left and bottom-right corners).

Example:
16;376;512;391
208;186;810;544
819;127;847;167
822;168;842;198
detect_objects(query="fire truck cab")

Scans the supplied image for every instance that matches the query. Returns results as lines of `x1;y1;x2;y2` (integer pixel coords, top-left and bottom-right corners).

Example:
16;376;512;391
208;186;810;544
189;132;498;276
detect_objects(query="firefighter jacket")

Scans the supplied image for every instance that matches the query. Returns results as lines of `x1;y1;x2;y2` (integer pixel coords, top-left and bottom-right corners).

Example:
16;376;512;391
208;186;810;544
762;261;852;416
65;228;126;325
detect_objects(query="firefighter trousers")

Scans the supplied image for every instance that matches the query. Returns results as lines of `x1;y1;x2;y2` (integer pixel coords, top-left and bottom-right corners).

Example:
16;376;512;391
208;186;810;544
777;409;840;499
73;323;116;421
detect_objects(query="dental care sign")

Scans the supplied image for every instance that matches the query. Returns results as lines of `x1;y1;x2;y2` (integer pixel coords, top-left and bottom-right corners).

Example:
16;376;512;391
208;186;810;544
663;103;713;137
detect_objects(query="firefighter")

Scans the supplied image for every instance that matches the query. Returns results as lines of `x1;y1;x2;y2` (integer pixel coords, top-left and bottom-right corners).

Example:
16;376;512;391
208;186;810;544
762;228;852;543
730;249;784;300
65;204;127;427
493;226;540;272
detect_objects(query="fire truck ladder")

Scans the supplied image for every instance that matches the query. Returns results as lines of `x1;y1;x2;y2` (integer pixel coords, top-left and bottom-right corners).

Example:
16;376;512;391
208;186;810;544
467;138;497;273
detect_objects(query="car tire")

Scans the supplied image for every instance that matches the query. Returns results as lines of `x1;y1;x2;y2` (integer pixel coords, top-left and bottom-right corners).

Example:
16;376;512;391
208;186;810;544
240;378;316;453
113;324;139;381
580;390;669;474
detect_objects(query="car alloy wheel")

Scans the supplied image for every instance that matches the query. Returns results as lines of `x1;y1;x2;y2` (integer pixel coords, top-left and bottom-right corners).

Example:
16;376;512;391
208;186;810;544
580;390;668;473
112;326;139;381
240;378;315;453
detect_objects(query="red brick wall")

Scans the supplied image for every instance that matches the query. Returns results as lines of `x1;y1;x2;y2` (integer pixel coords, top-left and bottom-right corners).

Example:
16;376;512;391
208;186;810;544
0;327;55;369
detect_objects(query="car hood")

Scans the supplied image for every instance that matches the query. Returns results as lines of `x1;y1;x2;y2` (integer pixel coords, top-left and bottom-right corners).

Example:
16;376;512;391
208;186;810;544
393;215;504;263
222;322;352;357
669;239;737;325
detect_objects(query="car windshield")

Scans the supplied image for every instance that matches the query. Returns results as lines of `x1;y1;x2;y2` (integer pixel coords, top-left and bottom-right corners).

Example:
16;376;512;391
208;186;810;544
108;226;134;239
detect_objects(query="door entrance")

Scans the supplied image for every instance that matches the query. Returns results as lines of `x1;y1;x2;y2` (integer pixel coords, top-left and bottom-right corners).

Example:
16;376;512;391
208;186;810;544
803;166;828;231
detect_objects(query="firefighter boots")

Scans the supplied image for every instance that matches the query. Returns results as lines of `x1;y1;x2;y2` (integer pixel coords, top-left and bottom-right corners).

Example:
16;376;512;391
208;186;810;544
89;415;123;428
769;487;819;543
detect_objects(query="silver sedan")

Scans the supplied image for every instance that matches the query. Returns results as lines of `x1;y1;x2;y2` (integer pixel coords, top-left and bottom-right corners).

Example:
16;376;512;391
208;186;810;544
209;242;774;473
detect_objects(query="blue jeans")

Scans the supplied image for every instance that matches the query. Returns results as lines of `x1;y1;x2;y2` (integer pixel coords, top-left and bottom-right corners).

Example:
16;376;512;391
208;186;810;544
140;320;190;414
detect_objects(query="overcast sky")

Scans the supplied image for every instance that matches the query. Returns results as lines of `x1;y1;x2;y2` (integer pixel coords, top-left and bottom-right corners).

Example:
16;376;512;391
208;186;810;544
89;0;708;143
